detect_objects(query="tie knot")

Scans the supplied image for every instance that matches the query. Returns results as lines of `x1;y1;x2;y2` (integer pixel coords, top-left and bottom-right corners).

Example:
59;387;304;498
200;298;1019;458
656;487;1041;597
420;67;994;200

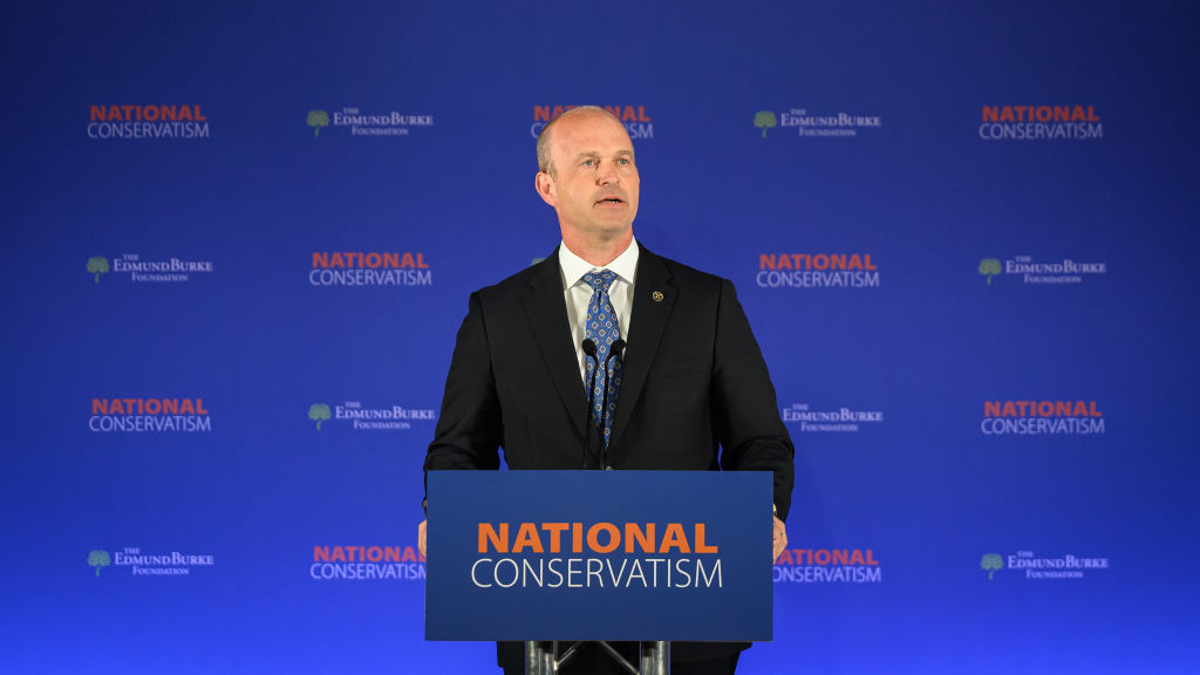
582;270;617;293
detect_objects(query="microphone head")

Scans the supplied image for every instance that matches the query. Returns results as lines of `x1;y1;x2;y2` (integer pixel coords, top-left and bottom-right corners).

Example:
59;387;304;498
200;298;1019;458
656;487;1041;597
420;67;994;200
611;339;627;355
582;339;598;357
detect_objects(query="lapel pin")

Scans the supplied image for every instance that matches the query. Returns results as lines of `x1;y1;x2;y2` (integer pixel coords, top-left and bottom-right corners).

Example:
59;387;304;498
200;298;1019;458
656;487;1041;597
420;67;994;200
651;291;664;303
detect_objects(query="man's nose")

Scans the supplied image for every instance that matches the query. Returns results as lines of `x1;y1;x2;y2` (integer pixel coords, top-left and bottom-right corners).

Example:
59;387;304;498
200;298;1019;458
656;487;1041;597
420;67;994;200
595;161;620;185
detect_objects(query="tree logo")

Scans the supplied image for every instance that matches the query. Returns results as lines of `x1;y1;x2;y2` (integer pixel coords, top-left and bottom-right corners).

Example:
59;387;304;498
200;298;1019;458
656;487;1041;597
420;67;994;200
88;550;111;577
754;111;777;138
980;553;1003;580
309;403;332;430
307;110;330;137
978;258;1002;285
87;256;110;283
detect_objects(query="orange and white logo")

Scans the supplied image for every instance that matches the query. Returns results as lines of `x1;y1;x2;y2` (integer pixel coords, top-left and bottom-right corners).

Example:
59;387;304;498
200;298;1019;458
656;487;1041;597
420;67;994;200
757;253;880;288
310;251;432;286
979;105;1102;140
530;105;654;140
774;548;882;583
310;545;426;580
982;400;1105;435
88;104;211;139
89;397;211;432
470;521;724;590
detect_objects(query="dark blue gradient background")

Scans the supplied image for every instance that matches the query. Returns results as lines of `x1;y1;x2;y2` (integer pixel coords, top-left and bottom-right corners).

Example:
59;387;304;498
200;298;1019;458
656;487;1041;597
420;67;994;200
3;1;1197;672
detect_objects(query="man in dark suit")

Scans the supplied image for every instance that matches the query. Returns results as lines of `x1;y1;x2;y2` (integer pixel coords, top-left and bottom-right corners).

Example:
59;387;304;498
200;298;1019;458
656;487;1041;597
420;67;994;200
420;106;794;674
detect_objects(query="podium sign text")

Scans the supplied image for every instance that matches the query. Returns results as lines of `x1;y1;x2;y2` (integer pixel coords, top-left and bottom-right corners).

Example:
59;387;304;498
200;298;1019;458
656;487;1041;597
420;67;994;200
425;470;772;641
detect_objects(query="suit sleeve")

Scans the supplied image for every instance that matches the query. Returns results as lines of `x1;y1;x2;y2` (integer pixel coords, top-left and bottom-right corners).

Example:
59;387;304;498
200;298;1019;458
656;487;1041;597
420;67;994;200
423;292;503;507
710;279;796;520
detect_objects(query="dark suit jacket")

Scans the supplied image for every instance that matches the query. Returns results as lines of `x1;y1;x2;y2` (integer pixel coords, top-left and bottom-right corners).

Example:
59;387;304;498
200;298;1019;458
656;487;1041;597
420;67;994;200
424;243;795;666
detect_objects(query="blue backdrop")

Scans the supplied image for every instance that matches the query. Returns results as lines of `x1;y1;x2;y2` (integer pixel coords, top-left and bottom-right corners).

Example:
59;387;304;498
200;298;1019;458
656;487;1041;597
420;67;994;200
4;1;1198;672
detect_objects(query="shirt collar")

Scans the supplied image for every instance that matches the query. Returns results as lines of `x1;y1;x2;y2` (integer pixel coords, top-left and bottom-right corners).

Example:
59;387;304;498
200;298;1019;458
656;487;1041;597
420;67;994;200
558;236;639;289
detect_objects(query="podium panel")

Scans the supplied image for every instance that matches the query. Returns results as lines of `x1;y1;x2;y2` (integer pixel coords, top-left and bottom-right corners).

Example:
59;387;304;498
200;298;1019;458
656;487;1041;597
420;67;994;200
426;470;772;642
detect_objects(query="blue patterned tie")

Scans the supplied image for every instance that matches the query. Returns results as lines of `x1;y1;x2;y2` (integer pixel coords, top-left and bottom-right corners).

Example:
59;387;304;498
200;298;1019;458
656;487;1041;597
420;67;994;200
582;270;622;446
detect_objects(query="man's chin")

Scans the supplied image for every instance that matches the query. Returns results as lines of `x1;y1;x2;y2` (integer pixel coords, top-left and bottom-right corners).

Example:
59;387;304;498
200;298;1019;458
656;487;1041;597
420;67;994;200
574;216;633;233
593;221;635;238
595;210;637;229
558;213;636;242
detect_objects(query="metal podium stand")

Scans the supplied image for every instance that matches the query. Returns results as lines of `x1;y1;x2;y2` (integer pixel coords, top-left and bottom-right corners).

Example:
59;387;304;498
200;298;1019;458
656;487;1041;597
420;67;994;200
527;640;669;675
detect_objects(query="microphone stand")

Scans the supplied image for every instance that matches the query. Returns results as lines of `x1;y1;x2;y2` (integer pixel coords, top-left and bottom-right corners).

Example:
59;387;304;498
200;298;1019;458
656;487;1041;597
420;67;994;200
580;339;599;469
597;339;625;469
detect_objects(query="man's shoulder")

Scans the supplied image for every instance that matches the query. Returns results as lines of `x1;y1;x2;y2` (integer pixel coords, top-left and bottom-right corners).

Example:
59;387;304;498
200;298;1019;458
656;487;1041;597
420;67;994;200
471;255;556;302
466;245;734;301
643;247;729;292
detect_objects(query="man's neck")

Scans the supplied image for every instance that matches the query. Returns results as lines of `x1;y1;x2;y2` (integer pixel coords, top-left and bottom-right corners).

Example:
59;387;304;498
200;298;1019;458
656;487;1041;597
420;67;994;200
561;231;634;267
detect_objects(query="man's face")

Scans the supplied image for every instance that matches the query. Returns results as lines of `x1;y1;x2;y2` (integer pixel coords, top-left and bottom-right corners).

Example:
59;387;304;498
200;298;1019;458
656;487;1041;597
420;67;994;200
536;112;640;241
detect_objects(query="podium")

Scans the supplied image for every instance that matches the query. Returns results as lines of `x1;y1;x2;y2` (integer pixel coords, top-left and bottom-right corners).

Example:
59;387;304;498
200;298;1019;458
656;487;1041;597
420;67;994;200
426;470;773;674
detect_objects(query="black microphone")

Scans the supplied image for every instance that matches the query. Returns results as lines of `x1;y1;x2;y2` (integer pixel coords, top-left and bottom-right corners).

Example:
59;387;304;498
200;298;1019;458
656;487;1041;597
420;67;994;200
581;339;599;469
597;339;626;468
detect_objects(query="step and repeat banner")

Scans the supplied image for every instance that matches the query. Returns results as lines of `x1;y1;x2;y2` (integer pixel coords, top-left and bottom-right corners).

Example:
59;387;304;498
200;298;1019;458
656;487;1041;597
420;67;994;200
4;1;1198;672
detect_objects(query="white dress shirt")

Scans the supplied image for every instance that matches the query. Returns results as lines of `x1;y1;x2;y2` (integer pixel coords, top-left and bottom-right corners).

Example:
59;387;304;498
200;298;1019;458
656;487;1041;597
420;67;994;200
558;237;639;384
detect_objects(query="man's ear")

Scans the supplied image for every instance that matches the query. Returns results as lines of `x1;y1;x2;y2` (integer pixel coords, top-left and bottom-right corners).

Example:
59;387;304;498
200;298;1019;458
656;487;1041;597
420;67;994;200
535;171;557;207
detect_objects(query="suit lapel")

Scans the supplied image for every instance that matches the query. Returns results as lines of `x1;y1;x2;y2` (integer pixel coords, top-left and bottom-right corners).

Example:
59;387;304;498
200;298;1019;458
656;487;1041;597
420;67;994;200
609;245;675;450
522;248;588;438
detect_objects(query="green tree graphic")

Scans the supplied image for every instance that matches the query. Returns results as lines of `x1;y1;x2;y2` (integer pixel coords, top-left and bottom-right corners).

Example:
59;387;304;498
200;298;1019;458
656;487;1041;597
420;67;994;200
980;553;1003;580
87;256;110;283
754;111;777;138
88;550;111;577
307;110;330;137
309;403;332;430
978;258;1002;285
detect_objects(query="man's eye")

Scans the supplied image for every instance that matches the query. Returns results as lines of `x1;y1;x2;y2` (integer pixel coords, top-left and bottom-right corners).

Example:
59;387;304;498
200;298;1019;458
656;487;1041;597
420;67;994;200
582;159;594;167
618;158;630;165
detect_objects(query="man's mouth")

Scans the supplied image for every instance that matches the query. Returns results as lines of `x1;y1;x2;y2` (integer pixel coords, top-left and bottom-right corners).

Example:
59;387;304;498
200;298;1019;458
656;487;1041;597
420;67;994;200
596;197;624;205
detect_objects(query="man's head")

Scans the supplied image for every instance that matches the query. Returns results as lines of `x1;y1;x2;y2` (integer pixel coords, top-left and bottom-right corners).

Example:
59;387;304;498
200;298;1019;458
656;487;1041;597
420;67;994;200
535;106;640;249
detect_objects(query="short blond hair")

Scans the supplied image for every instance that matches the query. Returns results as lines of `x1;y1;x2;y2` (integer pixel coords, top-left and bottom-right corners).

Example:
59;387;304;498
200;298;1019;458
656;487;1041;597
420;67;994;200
536;105;627;177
